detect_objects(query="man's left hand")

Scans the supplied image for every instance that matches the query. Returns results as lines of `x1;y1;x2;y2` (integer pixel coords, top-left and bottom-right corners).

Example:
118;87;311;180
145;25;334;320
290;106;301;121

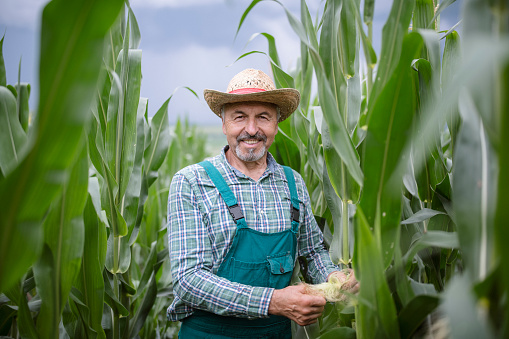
328;268;359;294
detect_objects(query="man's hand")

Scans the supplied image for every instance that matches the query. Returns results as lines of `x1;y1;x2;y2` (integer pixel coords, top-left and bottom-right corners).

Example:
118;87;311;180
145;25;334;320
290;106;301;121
328;268;359;294
268;284;326;326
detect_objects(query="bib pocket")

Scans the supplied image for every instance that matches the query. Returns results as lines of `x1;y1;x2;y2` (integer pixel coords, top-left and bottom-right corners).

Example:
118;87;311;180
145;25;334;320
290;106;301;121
267;252;295;289
230;258;270;287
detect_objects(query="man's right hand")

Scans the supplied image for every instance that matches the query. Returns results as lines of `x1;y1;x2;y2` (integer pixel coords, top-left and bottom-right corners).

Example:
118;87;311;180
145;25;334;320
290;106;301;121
268;284;326;326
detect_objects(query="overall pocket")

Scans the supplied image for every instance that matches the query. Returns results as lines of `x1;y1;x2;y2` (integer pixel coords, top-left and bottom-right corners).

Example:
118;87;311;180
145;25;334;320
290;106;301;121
230;258;270;287
267;252;294;290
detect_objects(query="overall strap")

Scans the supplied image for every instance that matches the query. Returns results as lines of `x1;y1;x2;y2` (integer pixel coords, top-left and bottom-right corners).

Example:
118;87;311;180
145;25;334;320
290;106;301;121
198;161;248;229
282;166;300;234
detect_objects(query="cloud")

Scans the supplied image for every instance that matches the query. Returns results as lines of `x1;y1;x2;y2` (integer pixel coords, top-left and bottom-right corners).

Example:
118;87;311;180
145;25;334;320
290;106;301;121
130;0;223;9
0;0;48;28
139;43;270;123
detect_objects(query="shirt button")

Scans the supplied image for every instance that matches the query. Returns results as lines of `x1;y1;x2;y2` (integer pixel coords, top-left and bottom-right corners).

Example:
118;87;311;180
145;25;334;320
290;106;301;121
260;210;264;215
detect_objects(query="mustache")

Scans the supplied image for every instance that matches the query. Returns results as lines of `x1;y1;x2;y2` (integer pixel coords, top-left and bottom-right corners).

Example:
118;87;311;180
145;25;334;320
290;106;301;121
237;132;267;143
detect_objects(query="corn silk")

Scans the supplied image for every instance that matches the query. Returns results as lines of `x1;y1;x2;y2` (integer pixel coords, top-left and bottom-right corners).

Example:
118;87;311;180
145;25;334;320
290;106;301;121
302;275;349;303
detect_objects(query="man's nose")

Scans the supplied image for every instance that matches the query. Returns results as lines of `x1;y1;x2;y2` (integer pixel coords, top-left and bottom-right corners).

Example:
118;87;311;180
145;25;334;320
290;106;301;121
244;118;258;135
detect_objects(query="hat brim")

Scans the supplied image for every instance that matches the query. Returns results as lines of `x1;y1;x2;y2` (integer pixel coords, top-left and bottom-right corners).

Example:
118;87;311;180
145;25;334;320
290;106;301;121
204;88;300;122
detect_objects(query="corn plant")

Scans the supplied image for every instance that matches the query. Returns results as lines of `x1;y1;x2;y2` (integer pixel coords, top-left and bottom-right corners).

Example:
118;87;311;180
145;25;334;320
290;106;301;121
239;0;508;338
0;0;203;337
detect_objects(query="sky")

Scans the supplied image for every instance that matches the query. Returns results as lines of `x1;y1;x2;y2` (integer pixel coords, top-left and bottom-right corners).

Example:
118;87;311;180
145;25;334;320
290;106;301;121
0;0;462;126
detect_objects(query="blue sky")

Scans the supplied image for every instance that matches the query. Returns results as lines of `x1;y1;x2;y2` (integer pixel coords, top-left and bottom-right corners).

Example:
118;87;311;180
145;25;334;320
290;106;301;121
0;0;462;125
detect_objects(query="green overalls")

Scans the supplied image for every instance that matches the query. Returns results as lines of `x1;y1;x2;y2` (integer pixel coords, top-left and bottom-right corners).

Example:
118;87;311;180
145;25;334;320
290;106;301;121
178;161;301;339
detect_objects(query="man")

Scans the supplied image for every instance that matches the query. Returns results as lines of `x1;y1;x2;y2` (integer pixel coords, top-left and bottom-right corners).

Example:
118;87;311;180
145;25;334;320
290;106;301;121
167;69;357;338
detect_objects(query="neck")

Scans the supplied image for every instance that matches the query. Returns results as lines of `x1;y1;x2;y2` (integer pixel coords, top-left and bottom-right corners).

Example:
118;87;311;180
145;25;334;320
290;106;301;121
225;148;267;181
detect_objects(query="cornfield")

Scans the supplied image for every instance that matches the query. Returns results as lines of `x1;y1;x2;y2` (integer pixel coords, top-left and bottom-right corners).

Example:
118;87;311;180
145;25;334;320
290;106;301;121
0;0;508;338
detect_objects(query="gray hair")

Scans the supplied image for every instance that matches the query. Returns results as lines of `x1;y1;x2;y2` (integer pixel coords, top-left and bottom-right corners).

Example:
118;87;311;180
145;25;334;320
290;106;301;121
221;105;281;122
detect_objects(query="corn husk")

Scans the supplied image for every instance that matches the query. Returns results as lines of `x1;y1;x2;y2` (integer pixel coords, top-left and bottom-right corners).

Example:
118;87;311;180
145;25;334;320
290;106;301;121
302;275;348;303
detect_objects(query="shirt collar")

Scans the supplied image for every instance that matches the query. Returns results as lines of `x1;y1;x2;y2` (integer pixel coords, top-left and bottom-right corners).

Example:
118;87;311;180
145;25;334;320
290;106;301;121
220;145;278;180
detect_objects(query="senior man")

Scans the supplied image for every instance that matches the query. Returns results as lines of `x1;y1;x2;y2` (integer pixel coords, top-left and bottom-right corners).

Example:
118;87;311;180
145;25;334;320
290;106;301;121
167;69;357;338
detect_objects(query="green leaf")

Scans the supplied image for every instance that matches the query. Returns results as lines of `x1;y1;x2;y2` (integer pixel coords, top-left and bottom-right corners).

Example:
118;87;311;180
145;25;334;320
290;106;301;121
494;44;509;337
368;0;415;109
4;279;38;338
103;271;129;318
453;92;497;282
442;31;461;156
318;327;356;339
360;32;423;267
79;189;107;338
0;35;6;86
442;275;495;338
363;0;375;24
128;272;157;337
402;231;459;270
125;97;148;244
268;122;301;171
144;97;171;177
126;3;141;49
0;86;27;176
354;206;400;339
67;288;98;339
428;0;456;29
0;304;16;335
0;0;124;293
413;0;435;31
323;123;360;204
33;145;88;338
398;295;440;339
105;49;142;202
15;83;30;133
322;160;343;265
235;0;265;40
277;0;365;186
400;208;446;225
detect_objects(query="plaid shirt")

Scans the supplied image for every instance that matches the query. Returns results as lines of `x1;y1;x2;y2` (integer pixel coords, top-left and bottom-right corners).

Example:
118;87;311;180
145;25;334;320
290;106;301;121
166;146;338;321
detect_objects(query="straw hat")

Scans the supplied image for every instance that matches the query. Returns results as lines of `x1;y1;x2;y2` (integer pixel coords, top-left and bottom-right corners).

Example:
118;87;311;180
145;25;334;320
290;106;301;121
204;69;300;122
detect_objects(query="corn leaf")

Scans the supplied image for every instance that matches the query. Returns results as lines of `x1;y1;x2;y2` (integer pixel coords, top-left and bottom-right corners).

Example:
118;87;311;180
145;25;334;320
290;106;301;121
354;206;400;339
453;91;497;282
0;35;5;86
360;32;423;267
144;97;171;181
368;0;415;111
0;86;27;176
363;0;375;24
494;59;509;337
78;182;107;338
402;231;459;270
400;208;445;224
15;83;30;133
105;48;142;203
442;275;495;338
33;145;88;338
128;273;157;337
398;295;440;338
0;0;124;293
298;0;364;185
125;97;148;244
4;279;38;338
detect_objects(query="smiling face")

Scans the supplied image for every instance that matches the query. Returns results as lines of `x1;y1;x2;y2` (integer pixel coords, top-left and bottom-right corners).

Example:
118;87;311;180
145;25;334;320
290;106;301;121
222;101;279;165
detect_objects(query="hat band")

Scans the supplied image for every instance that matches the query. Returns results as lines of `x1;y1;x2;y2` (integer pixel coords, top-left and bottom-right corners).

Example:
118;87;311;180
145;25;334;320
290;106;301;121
228;88;267;94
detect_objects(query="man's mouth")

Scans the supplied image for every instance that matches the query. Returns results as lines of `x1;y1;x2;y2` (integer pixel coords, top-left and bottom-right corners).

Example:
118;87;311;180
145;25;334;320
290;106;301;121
237;132;267;145
242;139;260;145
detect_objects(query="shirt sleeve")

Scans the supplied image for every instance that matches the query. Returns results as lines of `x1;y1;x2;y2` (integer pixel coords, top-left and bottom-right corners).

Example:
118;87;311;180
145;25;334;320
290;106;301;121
168;171;273;319
295;174;340;283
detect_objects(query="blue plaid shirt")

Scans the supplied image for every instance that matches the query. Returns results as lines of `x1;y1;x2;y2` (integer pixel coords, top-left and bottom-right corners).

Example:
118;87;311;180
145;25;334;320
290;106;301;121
167;146;338;321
